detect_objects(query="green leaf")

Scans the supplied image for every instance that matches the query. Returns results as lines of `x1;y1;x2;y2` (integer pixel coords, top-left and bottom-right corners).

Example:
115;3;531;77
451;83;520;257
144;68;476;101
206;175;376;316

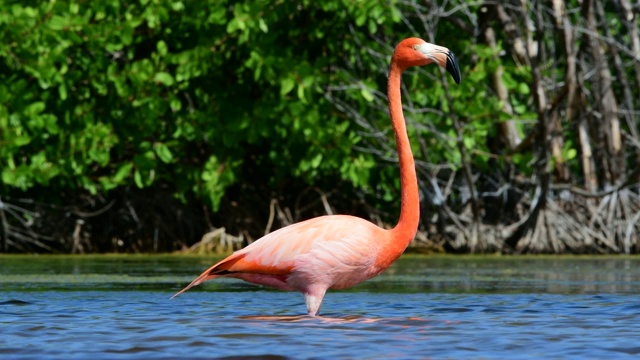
297;83;307;103
355;11;366;26
58;84;67;100
134;169;144;188
48;15;67;30
155;142;174;163
171;1;185;11
258;18;268;33
169;97;182;112
280;78;295;96
310;153;323;169
517;83;530;95
113;163;134;183
360;87;374;102
200;155;238;211
153;72;175;86
226;18;240;33
25;102;46;115
157;40;168;56
463;136;475;149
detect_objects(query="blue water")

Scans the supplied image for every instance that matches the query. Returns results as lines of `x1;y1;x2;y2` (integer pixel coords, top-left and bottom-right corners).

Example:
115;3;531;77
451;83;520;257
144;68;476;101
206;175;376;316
1;255;639;359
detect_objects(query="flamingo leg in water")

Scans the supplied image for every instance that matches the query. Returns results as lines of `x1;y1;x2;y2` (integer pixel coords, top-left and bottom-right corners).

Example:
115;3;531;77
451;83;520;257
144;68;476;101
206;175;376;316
304;286;327;317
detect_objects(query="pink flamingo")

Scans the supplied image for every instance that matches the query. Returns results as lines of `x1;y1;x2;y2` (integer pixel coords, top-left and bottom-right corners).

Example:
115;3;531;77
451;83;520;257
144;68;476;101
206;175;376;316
172;38;461;316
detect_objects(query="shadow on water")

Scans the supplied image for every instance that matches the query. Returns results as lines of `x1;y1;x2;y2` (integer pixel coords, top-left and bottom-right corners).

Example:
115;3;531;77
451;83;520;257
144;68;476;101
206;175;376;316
212;357;291;360
0;299;31;306
239;314;435;326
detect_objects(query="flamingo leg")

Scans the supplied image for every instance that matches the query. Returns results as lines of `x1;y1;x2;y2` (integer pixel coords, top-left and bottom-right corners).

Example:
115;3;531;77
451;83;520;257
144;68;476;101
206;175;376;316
304;286;327;316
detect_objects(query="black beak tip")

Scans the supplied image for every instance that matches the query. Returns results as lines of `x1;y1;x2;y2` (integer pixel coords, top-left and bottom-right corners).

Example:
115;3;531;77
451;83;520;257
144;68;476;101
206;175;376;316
446;51;462;85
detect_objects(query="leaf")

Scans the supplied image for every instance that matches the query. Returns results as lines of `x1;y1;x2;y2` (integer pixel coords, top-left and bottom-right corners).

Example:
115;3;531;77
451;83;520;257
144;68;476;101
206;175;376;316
463;137;475;149
368;20;377;34
58;84;67;100
517;82;530;95
310;153;323;169
200;155;237;211
153;72;175;86
355;11;366;26
13;136;31;147
43;114;59;134
360;87;374;102
171;1;185;11
170;97;182;112
280;78;295;96
88;147;110;166
155;142;174;163
25;102;45;115
156;40;168;56
226;18;239;33
134;169;144;188
113;163;134;183
258;18;268;33
48;15;67;30
297;83;307;103
83;180;98;195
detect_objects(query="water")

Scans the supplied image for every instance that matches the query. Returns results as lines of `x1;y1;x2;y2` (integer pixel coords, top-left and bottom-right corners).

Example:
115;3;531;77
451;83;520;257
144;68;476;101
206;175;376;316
1;255;639;359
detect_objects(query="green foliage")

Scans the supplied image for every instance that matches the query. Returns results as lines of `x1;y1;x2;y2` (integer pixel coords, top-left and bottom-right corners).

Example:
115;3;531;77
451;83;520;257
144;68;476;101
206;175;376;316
0;0;541;216
0;1;545;215
0;0;406;211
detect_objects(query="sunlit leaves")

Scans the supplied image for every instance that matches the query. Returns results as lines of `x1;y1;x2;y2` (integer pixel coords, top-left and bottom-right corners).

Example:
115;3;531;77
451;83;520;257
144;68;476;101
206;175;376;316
280;78;296;96
0;0;463;215
153;72;175;86
360;87;375;102
154;142;174;164
47;15;68;31
199;155;239;211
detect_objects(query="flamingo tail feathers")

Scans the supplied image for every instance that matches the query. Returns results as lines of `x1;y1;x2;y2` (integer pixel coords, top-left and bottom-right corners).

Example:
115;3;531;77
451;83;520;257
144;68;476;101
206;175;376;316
170;253;246;299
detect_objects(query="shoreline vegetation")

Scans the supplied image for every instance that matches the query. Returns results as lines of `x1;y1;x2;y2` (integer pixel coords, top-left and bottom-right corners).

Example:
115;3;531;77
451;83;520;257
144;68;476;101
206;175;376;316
2;1;640;255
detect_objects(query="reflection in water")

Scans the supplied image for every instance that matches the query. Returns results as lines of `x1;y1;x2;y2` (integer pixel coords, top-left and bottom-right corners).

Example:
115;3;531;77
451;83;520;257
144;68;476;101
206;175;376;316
239;314;432;326
239;315;309;322
384;256;640;294
0;255;639;359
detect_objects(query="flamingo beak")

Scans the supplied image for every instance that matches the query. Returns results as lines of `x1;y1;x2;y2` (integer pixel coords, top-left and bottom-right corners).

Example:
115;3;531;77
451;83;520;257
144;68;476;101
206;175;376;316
445;51;461;85
416;43;461;84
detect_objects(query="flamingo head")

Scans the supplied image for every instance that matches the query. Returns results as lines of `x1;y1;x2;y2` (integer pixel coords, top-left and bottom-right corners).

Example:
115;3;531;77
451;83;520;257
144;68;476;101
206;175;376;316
392;37;461;84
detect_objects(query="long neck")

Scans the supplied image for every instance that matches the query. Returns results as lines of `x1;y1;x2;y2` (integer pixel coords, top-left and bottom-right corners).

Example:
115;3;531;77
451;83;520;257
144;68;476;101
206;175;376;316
387;62;420;245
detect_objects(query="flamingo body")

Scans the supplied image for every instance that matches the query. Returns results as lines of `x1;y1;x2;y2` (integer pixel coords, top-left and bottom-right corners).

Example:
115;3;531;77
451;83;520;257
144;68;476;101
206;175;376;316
172;215;400;315
173;37;461;316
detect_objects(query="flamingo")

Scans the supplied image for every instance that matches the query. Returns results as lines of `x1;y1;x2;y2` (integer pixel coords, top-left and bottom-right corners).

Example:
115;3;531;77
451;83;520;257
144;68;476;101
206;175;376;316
172;38;461;316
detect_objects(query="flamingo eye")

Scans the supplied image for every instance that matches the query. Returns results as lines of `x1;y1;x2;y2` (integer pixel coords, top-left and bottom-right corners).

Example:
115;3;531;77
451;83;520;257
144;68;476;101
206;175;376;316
413;44;419;50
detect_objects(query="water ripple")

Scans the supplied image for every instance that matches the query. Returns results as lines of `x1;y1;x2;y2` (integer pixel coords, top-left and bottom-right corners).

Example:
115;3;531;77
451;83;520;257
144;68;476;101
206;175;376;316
1;290;638;359
2;255;640;359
